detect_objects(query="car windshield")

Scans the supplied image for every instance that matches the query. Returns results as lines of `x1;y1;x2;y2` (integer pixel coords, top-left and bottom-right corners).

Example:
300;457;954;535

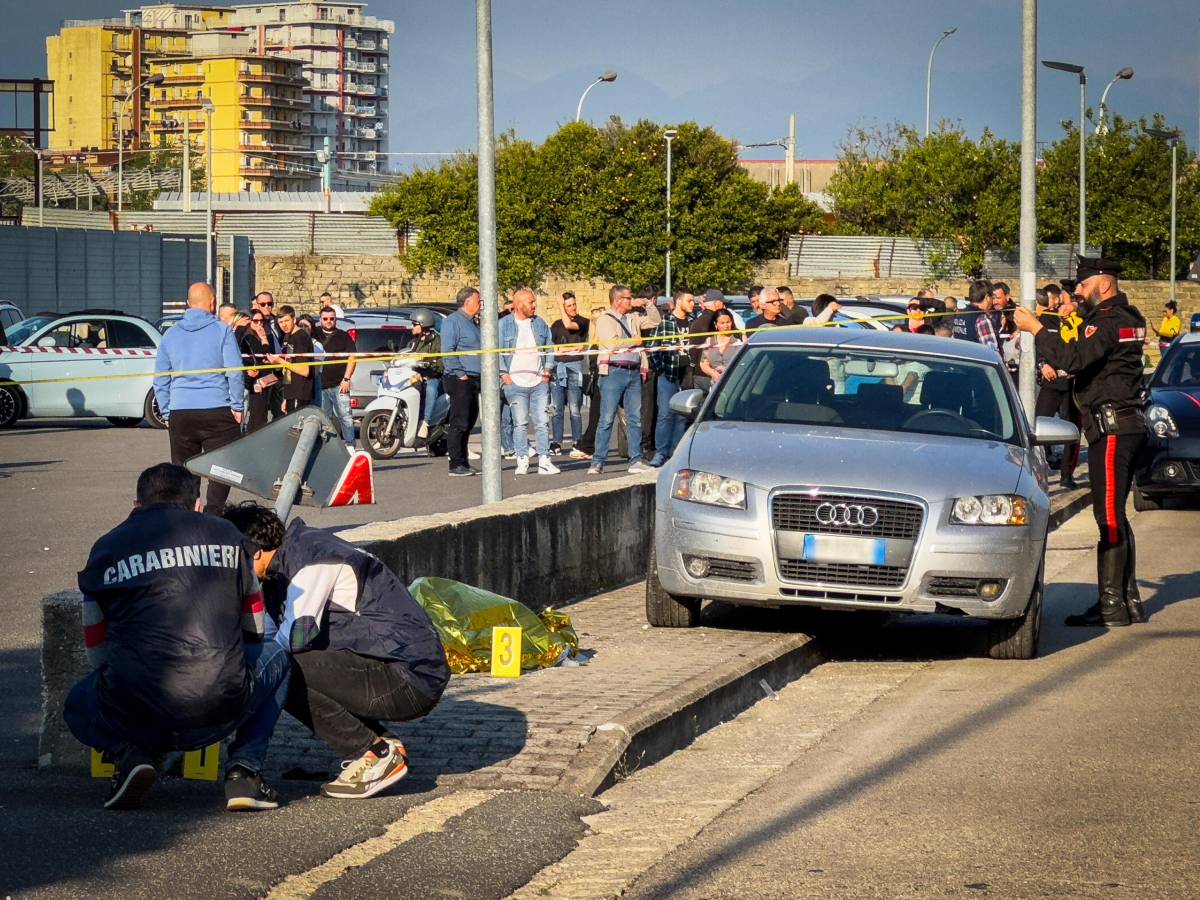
705;345;1019;443
353;326;411;354
1153;343;1200;388
5;316;54;346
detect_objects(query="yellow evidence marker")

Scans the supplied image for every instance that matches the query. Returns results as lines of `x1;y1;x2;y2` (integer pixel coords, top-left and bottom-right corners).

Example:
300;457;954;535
91;748;115;778
182;743;222;781
491;626;522;678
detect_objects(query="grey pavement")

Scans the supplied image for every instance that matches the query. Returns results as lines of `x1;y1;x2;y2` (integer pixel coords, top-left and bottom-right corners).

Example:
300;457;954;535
608;504;1200;899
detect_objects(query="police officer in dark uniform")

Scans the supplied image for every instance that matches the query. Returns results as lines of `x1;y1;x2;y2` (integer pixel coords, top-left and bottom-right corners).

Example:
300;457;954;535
1014;257;1147;627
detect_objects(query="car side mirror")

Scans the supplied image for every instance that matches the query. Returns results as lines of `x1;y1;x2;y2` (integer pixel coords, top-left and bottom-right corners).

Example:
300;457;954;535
1033;416;1080;446
668;388;705;420
36;336;55;348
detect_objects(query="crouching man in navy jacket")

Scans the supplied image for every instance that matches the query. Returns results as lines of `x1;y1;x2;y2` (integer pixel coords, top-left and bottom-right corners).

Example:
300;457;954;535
65;464;291;812
222;503;450;800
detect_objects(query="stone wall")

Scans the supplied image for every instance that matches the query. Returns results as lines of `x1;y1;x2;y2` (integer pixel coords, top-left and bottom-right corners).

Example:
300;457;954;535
252;253;1200;326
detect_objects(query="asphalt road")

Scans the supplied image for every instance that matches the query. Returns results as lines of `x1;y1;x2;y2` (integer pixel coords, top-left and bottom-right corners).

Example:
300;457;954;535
616;505;1200;899
0;416;628;771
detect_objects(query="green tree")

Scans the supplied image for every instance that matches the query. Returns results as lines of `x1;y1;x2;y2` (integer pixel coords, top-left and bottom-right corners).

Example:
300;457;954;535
1039;114;1198;279
826;124;1020;277
371;119;791;292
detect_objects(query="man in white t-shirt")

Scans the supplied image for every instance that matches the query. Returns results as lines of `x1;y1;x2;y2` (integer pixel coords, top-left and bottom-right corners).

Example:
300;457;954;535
498;288;559;475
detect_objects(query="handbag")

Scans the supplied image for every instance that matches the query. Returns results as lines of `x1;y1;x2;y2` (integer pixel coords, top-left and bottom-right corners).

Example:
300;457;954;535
255;373;280;391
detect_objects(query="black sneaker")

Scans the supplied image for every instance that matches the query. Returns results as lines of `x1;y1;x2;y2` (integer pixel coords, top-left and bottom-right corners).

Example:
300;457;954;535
549;442;563;455
448;465;476;477
225;765;281;812
104;748;158;810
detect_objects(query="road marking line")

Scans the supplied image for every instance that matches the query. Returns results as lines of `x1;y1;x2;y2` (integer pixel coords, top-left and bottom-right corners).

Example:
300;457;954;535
266;789;498;900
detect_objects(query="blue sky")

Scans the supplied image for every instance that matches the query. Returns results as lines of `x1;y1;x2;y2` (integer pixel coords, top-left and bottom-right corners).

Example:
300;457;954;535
7;1;1199;165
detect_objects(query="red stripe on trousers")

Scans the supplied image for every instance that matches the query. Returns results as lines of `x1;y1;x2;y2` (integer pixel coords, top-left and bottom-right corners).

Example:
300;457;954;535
1105;435;1119;545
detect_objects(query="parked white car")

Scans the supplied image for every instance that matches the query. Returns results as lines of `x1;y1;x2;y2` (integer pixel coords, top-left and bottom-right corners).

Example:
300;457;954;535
0;311;164;429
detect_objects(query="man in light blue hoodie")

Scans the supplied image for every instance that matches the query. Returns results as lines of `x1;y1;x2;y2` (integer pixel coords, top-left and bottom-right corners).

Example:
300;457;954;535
154;282;246;514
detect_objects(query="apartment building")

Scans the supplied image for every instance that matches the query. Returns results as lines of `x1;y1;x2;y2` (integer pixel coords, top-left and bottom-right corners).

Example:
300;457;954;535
232;3;392;175
45;2;392;174
147;31;314;193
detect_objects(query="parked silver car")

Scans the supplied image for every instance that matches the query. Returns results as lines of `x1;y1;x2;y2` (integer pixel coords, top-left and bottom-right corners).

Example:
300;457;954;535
647;328;1078;659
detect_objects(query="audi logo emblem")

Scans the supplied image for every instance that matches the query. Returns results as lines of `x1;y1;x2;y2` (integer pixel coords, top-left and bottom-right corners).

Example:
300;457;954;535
815;502;880;527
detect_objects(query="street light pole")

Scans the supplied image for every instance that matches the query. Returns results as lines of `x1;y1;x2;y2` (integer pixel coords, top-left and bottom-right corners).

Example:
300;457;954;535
199;97;215;287
1019;0;1038;419
1147;128;1181;303
117;73;166;213
664;129;677;298
1042;60;1087;251
575;71;618;122
477;0;502;504
1097;67;1135;135
925;27;957;138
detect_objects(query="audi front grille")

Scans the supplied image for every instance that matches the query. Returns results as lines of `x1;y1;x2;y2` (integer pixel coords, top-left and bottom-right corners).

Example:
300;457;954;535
771;493;924;540
778;560;908;588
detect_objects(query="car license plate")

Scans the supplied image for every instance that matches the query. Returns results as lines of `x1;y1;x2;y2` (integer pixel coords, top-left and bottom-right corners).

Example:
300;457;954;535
802;534;887;566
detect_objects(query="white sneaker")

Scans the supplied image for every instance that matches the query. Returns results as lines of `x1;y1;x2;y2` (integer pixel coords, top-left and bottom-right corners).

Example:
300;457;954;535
587;464;604;475
515;455;530;475
569;448;591;460
468;449;481;460
503;452;518;461
321;743;409;799
628;460;652;474
416;421;429;440
538;455;560;475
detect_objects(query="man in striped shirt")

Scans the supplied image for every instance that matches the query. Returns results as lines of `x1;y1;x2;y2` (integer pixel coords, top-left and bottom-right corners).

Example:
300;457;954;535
65;463;290;812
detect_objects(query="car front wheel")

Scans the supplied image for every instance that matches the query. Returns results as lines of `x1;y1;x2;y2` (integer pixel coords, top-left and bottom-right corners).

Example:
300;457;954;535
645;542;700;627
143;390;167;429
987;569;1043;660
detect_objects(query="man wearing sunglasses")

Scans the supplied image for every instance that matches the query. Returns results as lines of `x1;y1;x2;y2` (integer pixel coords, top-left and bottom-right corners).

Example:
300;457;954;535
253;293;285;420
745;287;786;331
317;307;357;447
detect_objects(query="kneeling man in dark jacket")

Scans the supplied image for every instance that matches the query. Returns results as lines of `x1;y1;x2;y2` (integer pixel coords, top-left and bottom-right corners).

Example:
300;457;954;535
66;464;291;811
222;504;450;800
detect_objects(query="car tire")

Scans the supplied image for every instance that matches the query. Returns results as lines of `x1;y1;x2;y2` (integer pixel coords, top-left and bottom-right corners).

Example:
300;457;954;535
106;416;142;427
143;390;167;429
0;385;25;428
986;569;1042;660
645;542;701;627
361;408;403;460
1132;488;1162;512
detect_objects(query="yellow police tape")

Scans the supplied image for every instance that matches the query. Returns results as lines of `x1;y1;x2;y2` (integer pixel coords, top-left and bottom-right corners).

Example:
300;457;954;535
1;306;1042;389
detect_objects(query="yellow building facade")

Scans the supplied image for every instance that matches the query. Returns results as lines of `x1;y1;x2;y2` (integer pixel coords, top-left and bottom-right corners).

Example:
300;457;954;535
147;54;314;193
46;23;191;152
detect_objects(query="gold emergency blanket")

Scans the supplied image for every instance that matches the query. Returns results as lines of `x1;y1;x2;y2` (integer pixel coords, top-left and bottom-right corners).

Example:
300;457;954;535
409;576;580;674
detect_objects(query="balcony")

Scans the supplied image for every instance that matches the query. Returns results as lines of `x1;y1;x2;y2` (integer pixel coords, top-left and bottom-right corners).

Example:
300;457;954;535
357;127;378;139
149;96;204;109
240;118;304;132
347;83;376;96
159;72;205;85
149;119;205;132
241;95;310;111
239;69;306;86
239;140;303;152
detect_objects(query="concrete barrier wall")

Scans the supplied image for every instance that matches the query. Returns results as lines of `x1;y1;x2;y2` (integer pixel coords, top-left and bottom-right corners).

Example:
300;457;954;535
39;472;658;771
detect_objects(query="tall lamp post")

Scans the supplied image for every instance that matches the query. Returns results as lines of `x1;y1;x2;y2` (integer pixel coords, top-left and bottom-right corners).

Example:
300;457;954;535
575;71;617;122
664;128;677;298
1097;67;1134;135
117;73;166;213
1147;127;1181;303
199;96;215;287
1042;60;1087;251
925;27;957;137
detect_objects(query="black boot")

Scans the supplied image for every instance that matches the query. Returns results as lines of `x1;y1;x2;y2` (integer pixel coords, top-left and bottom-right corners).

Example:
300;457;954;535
1065;545;1131;627
1124;527;1145;623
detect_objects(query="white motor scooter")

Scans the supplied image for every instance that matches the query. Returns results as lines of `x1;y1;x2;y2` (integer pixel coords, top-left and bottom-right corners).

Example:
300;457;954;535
359;354;450;460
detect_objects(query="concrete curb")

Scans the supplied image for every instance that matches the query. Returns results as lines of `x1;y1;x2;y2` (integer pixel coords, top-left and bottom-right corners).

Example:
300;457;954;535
553;484;1094;798
556;631;824;797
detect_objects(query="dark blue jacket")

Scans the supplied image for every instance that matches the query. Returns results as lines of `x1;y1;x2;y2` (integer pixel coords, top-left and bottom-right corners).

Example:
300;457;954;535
266;519;451;696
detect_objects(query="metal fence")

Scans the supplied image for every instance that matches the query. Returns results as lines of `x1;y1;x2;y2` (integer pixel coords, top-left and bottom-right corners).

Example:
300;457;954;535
18;208;401;257
0;226;217;319
786;235;1097;281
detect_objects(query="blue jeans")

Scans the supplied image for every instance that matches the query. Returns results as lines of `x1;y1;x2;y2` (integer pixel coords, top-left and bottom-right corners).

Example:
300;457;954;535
64;638;291;776
421;376;442;425
321;386;355;445
503;379;551;458
552;362;584;444
652;375;688;464
594;367;642;465
500;389;515;454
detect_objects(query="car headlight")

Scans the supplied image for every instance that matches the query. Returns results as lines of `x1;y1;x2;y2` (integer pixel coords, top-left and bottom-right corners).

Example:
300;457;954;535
1147;404;1179;439
672;469;746;509
950;495;1029;526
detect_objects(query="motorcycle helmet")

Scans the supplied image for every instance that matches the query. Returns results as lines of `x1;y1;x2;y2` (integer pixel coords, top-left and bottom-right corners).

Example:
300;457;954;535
411;309;437;330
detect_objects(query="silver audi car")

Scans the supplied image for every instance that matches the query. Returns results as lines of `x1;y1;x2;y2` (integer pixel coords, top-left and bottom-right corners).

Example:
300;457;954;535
648;328;1079;659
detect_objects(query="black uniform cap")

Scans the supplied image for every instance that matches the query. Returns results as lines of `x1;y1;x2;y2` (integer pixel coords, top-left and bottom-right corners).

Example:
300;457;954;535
1076;256;1123;282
